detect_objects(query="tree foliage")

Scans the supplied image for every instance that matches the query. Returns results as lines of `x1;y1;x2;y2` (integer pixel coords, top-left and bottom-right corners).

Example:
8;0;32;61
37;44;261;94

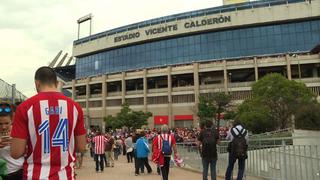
236;73;319;133
236;99;275;134
224;110;237;120
104;102;152;130
295;102;320;130
197;95;216;122
197;92;231;128
212;92;231;129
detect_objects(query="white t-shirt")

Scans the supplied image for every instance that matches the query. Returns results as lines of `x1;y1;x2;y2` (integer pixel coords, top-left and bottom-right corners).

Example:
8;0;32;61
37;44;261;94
226;125;249;144
0;146;24;174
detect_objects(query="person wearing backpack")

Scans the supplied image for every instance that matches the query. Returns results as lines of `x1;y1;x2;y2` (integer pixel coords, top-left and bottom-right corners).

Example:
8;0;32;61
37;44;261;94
152;125;178;180
135;131;152;176
198;120;220;180
225;120;248;180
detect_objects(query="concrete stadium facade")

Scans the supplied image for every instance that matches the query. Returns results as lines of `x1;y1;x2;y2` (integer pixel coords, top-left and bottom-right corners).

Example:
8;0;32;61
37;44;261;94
62;0;320;129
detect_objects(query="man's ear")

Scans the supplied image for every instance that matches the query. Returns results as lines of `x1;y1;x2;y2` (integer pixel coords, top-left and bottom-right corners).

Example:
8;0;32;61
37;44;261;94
35;80;41;91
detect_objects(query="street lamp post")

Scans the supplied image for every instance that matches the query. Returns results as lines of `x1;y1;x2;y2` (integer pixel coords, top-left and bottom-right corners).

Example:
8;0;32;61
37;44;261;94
298;59;301;81
228;72;232;93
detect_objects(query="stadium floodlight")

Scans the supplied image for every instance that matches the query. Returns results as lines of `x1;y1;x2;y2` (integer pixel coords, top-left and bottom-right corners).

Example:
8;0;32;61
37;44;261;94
77;13;93;40
77;13;92;24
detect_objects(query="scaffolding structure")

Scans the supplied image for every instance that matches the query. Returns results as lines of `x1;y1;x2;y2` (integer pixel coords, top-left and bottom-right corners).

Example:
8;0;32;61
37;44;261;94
0;79;27;103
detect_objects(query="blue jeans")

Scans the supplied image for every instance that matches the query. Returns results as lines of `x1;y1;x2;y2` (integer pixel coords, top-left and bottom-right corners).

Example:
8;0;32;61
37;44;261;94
202;158;217;180
225;153;245;180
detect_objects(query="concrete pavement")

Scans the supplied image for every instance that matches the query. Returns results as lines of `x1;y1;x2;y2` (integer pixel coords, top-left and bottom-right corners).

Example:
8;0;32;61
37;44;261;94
75;154;222;180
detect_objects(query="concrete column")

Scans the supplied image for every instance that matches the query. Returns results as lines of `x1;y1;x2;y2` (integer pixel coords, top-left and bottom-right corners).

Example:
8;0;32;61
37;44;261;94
121;72;126;104
71;79;76;100
254;57;259;82
167;66;173;128
286;54;292;80
193;63;200;127
223;60;228;94
102;75;107;133
85;77;90;129
143;69;147;112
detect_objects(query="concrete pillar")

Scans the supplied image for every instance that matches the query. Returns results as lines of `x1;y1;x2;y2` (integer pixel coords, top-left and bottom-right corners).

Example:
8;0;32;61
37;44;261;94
143;69;147;112
223;60;228;94
85;77;90;129
254;57;259;82
121;72;126;104
193;63;200;127
71;79;76;100
286;54;292;80
167;66;173;128
102;75;107;133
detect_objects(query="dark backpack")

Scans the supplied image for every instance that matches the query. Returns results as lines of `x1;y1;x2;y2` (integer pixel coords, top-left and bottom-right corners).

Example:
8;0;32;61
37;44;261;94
201;128;217;158
230;127;247;159
161;135;172;156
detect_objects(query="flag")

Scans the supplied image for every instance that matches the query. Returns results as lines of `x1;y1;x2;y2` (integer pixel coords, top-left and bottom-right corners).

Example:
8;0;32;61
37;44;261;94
154;116;168;125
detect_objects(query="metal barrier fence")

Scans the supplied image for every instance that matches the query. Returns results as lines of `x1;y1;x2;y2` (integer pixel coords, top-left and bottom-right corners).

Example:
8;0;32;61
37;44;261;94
177;137;320;180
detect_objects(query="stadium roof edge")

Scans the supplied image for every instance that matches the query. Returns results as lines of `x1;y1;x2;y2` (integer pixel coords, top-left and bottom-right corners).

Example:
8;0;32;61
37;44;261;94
73;0;305;46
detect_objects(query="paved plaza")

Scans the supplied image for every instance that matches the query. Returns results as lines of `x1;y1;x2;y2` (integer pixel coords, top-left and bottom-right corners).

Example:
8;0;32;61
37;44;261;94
76;154;221;180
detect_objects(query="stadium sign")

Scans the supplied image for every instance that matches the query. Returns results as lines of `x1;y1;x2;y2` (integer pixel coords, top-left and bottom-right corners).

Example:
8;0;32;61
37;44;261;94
184;15;231;28
114;15;231;43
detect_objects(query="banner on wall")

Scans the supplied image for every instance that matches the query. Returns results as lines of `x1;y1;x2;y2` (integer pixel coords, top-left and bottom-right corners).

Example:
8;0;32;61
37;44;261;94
174;115;193;121
154;116;169;125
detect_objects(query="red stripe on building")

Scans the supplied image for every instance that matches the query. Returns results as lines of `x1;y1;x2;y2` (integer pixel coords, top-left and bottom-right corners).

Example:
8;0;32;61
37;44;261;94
174;115;193;121
154;116;168;125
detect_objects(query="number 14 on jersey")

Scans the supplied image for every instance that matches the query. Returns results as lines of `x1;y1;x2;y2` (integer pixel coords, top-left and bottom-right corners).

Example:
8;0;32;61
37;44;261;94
38;118;69;154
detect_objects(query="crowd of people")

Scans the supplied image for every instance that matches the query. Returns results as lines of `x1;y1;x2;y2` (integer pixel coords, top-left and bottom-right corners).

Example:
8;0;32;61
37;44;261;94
86;124;181;180
0;66;248;180
85;121;244;180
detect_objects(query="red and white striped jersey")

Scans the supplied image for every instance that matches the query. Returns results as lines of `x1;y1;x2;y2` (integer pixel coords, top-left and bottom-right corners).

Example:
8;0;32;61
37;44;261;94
155;133;176;150
92;135;107;154
11;92;86;180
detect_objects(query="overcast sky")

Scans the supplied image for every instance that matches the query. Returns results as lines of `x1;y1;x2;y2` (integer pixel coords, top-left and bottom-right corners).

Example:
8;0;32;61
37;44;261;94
0;0;223;97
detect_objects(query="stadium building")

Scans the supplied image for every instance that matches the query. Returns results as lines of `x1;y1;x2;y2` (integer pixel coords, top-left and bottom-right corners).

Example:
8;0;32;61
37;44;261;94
58;0;320;129
0;79;27;103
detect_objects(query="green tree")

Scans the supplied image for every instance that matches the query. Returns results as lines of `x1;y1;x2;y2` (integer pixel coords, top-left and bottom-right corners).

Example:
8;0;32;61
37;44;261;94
295;102;320;130
104;102;152;130
236;99;275;133
197;95;216;126
197;93;231;128
224;110;237;120
128;111;152;130
237;73;318;133
104;115;118;129
212;92;231;129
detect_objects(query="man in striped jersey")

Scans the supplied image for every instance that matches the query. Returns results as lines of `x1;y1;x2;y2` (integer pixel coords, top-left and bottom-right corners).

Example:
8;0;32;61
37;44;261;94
152;125;178;180
10;66;86;180
92;131;107;172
